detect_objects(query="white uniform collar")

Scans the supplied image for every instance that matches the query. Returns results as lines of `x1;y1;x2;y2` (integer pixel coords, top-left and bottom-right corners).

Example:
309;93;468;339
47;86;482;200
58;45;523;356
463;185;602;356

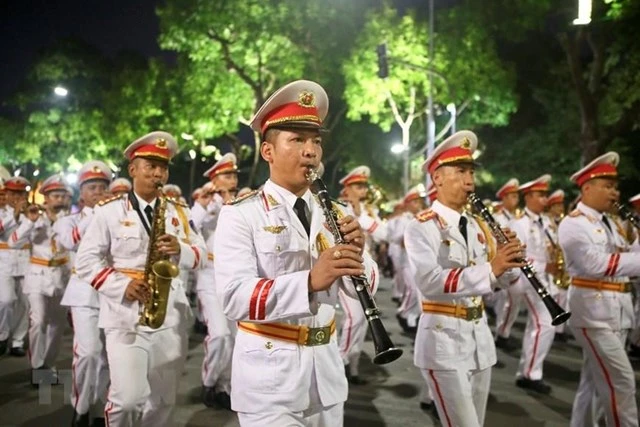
577;201;604;220
524;207;542;222
133;192;157;213
265;179;312;210
431;200;465;227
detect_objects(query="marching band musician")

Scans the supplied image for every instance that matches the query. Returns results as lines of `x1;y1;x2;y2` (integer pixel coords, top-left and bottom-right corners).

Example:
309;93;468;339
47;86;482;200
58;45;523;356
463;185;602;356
510;175;555;395
338;165;387;384
546;189;570;341
627;193;640;359
493;178;522;352
388;185;427;334
558;152;640;427
8;175;71;383
74;132;207;427
214;80;378;426
404;131;524;427
109;177;132;198
192;152;239;410
53;161;112;426
0;177;30;358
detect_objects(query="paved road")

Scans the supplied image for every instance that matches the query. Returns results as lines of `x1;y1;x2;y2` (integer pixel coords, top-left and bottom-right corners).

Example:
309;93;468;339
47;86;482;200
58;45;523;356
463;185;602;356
0;277;638;426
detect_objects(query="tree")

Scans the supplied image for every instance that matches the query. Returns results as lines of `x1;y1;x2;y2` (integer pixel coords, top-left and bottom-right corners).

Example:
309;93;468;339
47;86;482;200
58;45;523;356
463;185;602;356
342;4;518;194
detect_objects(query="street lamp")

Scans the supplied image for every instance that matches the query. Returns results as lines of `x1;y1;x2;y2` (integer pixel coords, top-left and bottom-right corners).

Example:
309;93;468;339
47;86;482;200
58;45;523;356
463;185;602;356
390;142;410;194
446;103;457;134
573;0;592;25
54;86;68;97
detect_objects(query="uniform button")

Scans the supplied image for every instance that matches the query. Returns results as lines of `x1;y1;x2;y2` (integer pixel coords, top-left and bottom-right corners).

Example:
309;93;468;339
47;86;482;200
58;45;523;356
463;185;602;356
265;341;273;350
435;323;443;330
595;293;602;299
276;245;281;252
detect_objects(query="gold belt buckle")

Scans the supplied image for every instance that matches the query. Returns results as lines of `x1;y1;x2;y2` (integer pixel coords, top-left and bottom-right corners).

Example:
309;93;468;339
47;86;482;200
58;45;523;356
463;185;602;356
305;325;331;346
466;306;482;321
621;283;631;293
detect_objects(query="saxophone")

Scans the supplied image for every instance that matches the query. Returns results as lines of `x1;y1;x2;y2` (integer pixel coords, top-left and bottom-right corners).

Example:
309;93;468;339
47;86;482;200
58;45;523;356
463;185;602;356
547;215;570;290
139;184;180;329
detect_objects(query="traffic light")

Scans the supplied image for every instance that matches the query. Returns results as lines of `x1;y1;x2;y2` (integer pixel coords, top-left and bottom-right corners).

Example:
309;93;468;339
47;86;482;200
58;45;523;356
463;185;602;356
376;43;389;79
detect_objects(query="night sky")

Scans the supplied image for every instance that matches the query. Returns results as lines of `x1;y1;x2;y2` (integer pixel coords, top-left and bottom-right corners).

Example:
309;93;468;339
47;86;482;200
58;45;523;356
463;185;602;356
0;0;164;102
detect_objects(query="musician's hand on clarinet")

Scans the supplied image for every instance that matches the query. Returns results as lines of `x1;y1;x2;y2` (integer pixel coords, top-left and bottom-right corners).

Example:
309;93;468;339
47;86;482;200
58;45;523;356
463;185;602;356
338;215;365;254
499;227;518;246
309;243;365;292
491;240;526;277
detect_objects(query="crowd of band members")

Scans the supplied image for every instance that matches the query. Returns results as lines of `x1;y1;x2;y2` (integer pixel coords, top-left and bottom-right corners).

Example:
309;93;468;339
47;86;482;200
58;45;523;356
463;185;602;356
0;78;639;427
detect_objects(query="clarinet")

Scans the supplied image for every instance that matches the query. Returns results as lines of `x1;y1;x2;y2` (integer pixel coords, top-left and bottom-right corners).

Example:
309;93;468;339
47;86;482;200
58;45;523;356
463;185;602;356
468;193;571;326
615;202;640;231
307;169;403;365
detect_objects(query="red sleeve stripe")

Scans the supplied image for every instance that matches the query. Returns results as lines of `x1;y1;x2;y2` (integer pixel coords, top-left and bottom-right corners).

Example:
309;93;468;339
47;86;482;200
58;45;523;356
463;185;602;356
449;268;463;293
72;227;81;244
444;269;455;293
257;279;275;320
91;267;114;290
191;246;201;269
605;253;620;277
366;222;379;234
11;232;18;243
0;220;4;233
370;268;377;294
249;279;269;320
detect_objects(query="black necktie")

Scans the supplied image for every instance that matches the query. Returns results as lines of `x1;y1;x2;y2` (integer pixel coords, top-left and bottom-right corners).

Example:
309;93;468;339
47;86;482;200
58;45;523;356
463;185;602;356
537;217;543;228
459;215;468;244
144;205;154;227
602;215;612;233
293;198;311;237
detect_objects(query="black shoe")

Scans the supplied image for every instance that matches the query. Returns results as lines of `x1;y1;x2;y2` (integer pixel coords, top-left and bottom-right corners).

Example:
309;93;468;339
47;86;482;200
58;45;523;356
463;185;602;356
515;377;552;395
494;359;506;369
396;314;409;332
92;417;106;427
201;386;217;408
495;336;518;352
71;411;90;427
628;344;640;359
0;339;7;355
193;320;208;335
391;296;401;306
349;375;369;386
9;347;25;357
554;333;568;343
213;391;232;411
419;401;433;411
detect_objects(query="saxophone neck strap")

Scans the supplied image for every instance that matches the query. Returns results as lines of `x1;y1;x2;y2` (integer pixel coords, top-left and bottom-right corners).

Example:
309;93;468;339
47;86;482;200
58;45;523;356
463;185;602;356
128;190;152;237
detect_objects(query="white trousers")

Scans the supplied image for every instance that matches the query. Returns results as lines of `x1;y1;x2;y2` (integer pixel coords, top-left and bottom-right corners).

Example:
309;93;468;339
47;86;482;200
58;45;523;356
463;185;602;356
69;306;109;416
237;402;343;427
0;274;28;347
516;292;555;381
397;267;421;328
197;289;235;392
27;293;67;368
570;328;638;427
495;287;523;339
390;256;405;300
423;367;492;427
104;326;188;427
338;289;367;376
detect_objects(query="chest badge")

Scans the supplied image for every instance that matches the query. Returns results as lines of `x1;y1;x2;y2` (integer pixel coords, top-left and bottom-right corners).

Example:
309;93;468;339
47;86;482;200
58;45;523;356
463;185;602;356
120;220;135;227
477;233;485;244
171;217;179;227
263;225;287;234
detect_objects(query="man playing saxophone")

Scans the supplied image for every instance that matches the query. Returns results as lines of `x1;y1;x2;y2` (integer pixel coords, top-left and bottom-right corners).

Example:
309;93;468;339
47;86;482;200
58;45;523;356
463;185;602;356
75;131;207;427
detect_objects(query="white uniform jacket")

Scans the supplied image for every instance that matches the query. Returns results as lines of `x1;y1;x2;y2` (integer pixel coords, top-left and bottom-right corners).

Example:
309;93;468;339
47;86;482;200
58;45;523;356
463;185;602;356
387;212;413;268
558;202;640;330
75;194;207;330
54;206;100;308
355;201;388;244
190;195;223;288
214;179;379;414
404;201;519;371
8;212;70;296
1;208;33;277
510;208;554;293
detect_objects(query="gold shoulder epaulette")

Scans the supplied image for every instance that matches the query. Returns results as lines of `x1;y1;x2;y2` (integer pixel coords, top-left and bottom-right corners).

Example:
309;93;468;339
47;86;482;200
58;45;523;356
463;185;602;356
415;209;437;223
569;209;583;218
514;209;524;219
98;194;124;206
226;189;260;206
167;197;188;208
